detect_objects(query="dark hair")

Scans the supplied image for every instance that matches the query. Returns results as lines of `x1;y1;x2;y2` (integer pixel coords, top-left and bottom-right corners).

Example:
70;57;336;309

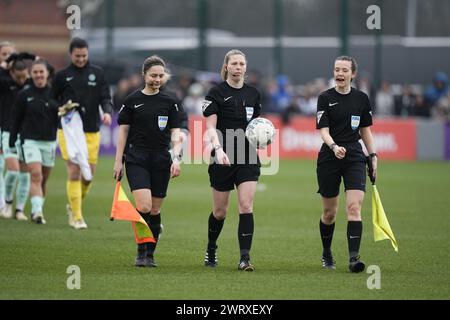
142;55;166;75
6;52;35;64
69;37;89;53
46;61;55;80
335;55;358;73
31;58;49;70
11;59;27;72
31;58;54;83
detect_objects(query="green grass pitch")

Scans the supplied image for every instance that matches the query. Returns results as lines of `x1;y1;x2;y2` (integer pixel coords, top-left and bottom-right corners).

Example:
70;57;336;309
0;157;449;299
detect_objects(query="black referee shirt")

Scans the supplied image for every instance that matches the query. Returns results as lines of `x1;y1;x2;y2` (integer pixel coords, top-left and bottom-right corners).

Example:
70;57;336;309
51;62;112;132
160;87;189;139
9;84;59;147
202;81;261;164
118;89;180;151
316;87;373;162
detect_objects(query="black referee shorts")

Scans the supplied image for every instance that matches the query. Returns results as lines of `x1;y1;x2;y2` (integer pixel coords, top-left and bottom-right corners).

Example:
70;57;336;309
208;163;260;192
125;147;172;198
316;159;366;198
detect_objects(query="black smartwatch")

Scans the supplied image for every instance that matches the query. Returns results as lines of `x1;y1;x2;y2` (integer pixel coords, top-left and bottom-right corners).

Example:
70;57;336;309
172;153;182;161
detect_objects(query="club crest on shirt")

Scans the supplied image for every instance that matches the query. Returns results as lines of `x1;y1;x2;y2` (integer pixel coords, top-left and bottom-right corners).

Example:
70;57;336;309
317;111;324;124
245;107;254;121
158;116;168;131
351;115;360;130
88;73;97;86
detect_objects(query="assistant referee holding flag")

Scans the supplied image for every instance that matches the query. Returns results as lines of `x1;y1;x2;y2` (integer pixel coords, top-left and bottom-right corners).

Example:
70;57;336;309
114;55;181;267
316;56;378;273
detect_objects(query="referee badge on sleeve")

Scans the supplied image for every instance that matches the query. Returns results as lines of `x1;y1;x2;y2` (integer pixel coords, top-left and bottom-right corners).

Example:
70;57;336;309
246;107;254;121
317;111;324;124
202;100;212;113
158;116;168;131
351;115;360;130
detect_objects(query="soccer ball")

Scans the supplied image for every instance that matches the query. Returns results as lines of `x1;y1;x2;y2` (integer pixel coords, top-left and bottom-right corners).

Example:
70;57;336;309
245;117;275;149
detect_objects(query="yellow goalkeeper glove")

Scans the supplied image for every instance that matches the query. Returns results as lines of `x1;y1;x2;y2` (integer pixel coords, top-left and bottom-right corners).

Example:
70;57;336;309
58;100;80;117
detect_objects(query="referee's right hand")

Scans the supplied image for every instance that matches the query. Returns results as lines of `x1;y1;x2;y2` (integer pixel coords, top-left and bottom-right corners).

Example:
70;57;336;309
170;159;181;178
216;148;231;166
113;160;123;181
332;145;346;159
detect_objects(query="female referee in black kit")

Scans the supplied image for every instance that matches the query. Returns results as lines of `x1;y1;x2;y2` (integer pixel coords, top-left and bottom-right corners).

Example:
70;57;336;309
202;49;262;271
113;55;182;268
316;56;377;273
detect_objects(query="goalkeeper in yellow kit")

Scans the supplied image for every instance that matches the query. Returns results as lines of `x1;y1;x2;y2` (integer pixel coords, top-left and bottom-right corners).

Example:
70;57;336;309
51;38;112;230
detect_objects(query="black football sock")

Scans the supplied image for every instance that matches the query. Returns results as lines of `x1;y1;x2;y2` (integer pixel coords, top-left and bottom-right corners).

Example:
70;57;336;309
138;211;161;255
137;210;153;254
347;221;363;259
137;210;152;228
238;213;254;256
320;219;335;257
137;243;146;256
147;213;162;255
208;212;225;248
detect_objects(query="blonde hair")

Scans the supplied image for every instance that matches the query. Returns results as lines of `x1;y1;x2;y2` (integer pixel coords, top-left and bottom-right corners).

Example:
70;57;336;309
220;49;246;81
0;41;15;50
0;41;15;63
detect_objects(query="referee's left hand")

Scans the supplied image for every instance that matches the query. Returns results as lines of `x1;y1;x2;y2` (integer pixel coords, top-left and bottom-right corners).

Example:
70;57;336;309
170;160;181;178
102;113;112;126
370;155;377;182
113;160;123;181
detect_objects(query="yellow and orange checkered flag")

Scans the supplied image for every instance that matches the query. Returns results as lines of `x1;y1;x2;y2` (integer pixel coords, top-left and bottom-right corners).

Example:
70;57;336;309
110;181;155;244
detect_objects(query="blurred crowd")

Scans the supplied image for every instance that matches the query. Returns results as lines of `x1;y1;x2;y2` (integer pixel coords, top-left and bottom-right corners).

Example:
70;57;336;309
112;70;450;123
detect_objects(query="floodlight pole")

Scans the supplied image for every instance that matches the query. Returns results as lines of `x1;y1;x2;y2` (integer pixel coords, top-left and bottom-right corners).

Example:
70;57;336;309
197;0;208;71
105;0;115;62
273;0;283;76
406;0;417;37
340;0;349;55
374;0;383;90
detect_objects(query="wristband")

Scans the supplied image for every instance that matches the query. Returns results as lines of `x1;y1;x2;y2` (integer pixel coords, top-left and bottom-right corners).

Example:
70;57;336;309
329;143;337;151
369;153;378;158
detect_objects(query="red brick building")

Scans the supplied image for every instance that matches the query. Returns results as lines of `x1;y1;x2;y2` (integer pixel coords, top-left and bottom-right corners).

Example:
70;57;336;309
0;0;71;69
